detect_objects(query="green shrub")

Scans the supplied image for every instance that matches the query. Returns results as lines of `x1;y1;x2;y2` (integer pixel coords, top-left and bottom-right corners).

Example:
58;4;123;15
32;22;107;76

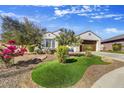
69;53;84;57
57;46;68;63
83;45;93;57
49;49;56;54
84;45;93;51
34;46;43;54
85;51;92;57
112;43;122;51
28;45;35;52
42;48;56;54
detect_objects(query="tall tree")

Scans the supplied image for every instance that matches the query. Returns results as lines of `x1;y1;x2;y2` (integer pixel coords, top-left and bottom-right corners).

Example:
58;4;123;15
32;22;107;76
56;28;81;46
0;16;46;46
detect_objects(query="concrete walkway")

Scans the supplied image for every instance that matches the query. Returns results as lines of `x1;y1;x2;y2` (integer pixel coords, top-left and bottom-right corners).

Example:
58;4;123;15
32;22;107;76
92;67;124;88
91;52;124;88
93;52;124;62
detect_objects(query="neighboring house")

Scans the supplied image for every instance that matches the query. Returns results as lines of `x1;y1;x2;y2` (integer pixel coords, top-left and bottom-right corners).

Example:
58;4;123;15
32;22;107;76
102;34;124;51
42;31;101;52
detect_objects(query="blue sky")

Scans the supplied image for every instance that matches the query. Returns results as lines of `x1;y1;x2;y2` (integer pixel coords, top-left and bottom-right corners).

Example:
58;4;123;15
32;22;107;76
0;5;124;40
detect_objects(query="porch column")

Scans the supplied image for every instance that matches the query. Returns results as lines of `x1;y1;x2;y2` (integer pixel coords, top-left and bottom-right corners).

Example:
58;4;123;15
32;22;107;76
96;40;101;51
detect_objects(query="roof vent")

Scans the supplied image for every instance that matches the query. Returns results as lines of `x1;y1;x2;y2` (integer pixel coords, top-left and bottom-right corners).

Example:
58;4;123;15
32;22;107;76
89;33;91;36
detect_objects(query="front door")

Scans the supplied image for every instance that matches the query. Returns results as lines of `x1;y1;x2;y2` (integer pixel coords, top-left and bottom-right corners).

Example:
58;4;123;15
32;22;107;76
80;45;83;52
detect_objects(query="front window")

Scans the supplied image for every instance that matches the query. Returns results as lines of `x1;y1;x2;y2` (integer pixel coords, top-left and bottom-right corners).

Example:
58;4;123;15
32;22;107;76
46;39;51;47
44;39;55;48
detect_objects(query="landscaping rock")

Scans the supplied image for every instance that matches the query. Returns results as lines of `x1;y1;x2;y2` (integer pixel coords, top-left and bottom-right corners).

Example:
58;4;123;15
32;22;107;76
0;54;55;88
101;56;114;63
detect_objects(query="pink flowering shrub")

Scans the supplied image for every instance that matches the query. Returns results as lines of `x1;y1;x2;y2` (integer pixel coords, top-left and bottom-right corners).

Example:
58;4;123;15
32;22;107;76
7;40;16;45
0;40;27;67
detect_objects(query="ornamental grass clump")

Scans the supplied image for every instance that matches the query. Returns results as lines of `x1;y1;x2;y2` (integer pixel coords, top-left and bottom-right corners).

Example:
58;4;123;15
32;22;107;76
112;43;122;51
0;40;27;67
57;46;68;63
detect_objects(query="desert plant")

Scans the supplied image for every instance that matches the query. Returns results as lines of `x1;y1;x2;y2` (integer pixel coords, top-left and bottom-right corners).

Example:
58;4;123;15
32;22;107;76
85;51;92;57
112;43;122;51
57;46;68;63
28;45;35;52
48;49;56;54
34;46;43;54
84;45;93;57
84;45;93;51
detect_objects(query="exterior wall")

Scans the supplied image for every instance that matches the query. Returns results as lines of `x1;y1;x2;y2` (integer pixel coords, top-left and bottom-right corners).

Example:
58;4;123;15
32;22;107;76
79;32;101;41
43;32;56;39
68;46;80;52
102;43;113;51
96;40;101;51
102;41;124;51
43;31;101;52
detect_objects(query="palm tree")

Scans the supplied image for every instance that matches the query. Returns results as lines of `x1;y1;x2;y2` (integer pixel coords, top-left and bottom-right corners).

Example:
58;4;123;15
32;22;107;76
56;28;81;46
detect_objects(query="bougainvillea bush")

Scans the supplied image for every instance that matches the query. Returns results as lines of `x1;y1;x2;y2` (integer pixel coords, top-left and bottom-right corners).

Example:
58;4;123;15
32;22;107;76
0;40;27;67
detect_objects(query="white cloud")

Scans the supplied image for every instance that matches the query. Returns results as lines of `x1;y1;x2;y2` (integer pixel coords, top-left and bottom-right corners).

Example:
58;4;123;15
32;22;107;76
0;10;42;23
114;17;122;20
88;20;94;22
1;12;16;17
104;28;119;33
53;5;124;21
82;5;92;12
91;14;122;19
54;9;70;16
54;6;83;17
54;5;109;17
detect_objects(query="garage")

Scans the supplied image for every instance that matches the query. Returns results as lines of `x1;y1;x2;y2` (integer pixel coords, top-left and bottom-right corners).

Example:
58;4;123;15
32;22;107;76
80;40;97;52
78;31;101;52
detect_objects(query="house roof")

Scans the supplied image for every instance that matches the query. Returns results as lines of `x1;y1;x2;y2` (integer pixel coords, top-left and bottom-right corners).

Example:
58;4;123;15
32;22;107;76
102;34;124;43
44;31;57;36
44;30;101;40
77;31;102;40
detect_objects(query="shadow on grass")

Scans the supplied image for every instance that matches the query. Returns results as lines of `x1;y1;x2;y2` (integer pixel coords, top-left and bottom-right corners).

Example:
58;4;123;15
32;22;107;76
66;58;77;63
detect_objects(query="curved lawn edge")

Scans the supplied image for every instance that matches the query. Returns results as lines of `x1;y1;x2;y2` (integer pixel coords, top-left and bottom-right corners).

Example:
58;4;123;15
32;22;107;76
32;56;109;88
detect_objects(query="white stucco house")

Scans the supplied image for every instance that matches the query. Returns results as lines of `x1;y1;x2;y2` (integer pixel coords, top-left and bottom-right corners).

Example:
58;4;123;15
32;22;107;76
42;30;101;52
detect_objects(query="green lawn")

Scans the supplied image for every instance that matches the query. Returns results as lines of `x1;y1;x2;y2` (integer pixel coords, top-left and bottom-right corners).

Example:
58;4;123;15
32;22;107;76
32;56;109;88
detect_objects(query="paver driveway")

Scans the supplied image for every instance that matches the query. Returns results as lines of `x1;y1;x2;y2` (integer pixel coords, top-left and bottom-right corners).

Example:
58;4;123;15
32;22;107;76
93;52;124;62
